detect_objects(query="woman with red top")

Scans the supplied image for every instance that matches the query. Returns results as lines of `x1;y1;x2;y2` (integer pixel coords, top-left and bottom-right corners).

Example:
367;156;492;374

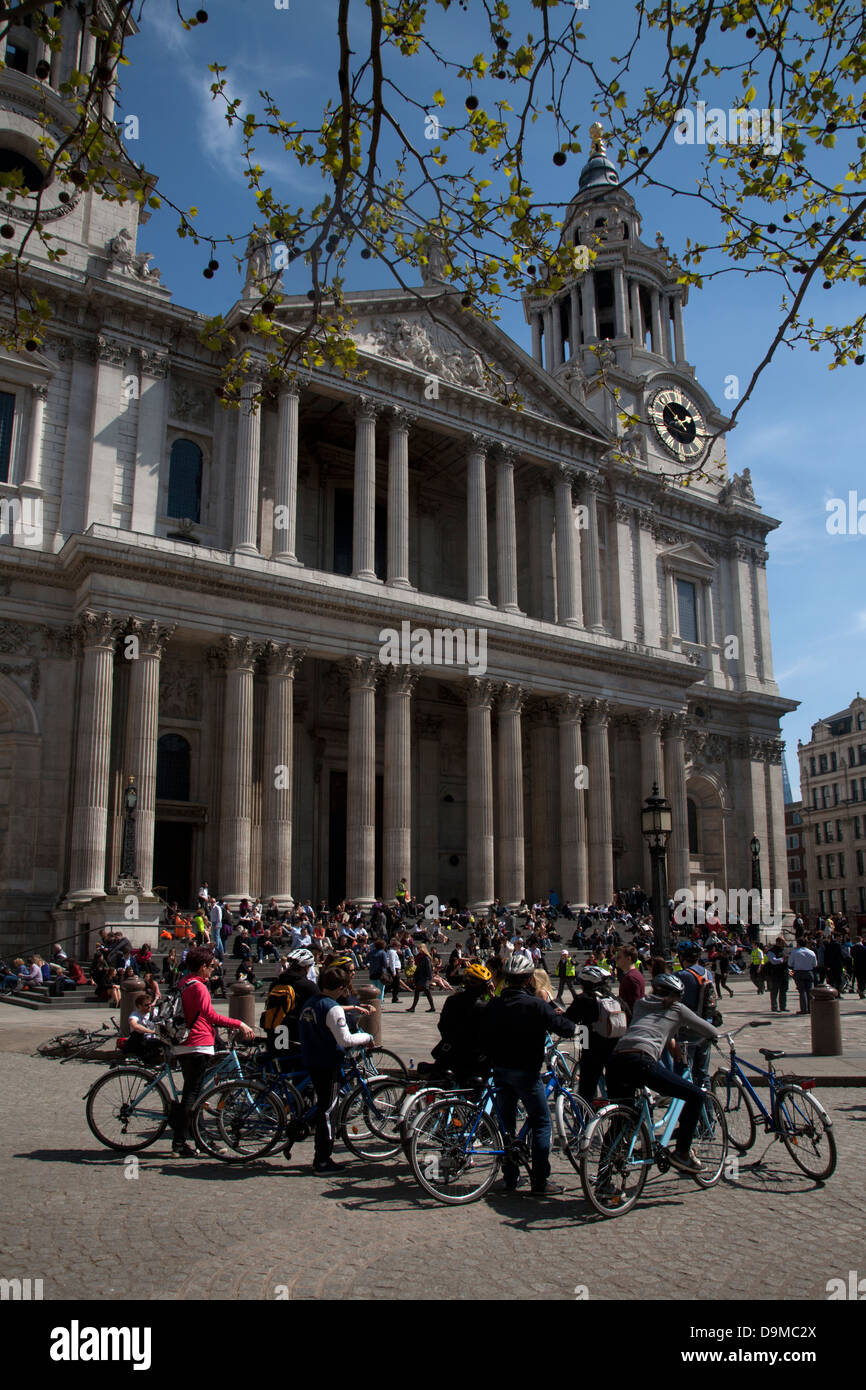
170;946;255;1157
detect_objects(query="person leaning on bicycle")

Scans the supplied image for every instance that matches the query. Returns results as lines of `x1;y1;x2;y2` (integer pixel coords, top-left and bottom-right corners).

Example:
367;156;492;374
478;950;577;1197
605;973;720;1175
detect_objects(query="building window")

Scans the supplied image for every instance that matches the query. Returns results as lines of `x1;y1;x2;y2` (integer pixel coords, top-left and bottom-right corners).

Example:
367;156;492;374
687;797;699;854
676;579;699;643
810;757;816;776
839;853;846;877
812;789;819;809
836;820;844;841
0;391;14;484
167;439;203;522
826;854;836;879
833;783;839;806
819;753;828;773
821;786;830;809
859;745;866;765
817;856;823;880
818;890;826;913
855;816;862;839
829;889;838;912
156;734;191;802
815;825;822;845
860;887;866;913
792;811;802;825
788;856;800;872
790;879;802;896
831;752;838;771
824;821;833;842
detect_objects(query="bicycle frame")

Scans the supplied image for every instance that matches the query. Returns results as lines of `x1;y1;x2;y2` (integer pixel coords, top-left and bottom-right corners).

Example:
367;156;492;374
718;1050;779;1129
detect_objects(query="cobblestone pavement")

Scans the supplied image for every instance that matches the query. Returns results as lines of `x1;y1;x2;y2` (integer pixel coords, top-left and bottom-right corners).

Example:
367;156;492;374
3;1006;865;1302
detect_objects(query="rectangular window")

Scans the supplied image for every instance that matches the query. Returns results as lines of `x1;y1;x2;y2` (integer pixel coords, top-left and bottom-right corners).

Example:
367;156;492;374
0;391;14;484
824;821;834;842
862;778;866;800
837;820;844;840
831;751;838;771
676;578;699;643
815;825;822;845
841;888;848;912
790;880;802;896
839;853;845;877
858;850;865;876
788;856;800;871
833;783;839;806
817;856;823;880
826;854;836;878
860;887;866;913
860;745;866;765
810;757;816;776
785;834;796;850
819;890;826;914
855;816;862;839
819;753;829;773
829;889;838;912
821;786;830;809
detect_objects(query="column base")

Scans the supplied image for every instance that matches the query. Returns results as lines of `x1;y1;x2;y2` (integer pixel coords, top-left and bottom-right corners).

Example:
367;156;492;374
499;604;523;616
232;545;259;557
470;597;494;608
467;900;495;914
385;578;415;590
64;889;107;903
352;570;379;582
562;618;584;629
273;553;301;565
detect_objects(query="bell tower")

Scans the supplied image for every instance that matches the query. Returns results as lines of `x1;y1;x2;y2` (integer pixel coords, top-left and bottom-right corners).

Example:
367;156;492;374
523;124;730;484
0;1;166;290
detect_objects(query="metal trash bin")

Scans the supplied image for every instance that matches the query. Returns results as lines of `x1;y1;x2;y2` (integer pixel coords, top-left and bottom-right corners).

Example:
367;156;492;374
810;983;842;1056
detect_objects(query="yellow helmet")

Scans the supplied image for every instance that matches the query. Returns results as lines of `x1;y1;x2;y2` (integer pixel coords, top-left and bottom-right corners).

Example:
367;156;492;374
463;962;492;985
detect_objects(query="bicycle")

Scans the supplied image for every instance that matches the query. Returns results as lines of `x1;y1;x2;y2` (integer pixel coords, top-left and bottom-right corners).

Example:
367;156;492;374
83;1035;260;1153
407;1070;594;1204
37;1019;120;1062
578;1066;728;1217
710;1020;836;1180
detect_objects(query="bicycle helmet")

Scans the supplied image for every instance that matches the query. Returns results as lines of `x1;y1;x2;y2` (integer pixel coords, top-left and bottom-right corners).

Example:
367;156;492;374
463;962;492;985
329;954;356;969
286;949;314;967
504;950;535;977
578;965;611;986
652;972;685;998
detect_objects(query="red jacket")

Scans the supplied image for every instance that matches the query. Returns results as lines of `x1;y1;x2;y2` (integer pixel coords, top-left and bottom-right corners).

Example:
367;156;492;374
179;976;242;1048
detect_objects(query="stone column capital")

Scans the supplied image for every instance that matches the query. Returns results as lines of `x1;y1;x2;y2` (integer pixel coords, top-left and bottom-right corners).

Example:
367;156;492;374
354;394;382;423
343;654;379;691
124;618;175;659
96;334;128;367
136;348;170;380
219;634;259;672
556;462;576;488
496;681;525;715
383;665;419;697
32;382;49;403
637;706;666;735
77;611;118;652
465;677;497;710
278;371;310;400
557;692;584;723
494;443;518;469
387;406;416;434
261;642;305;678
584;697;611;729
467;431;494;458
663;710;688;740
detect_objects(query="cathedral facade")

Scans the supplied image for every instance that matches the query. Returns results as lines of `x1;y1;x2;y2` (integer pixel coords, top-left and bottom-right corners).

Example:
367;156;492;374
0;16;796;946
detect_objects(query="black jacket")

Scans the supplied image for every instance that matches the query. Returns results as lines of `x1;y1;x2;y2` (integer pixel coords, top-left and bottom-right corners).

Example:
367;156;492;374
479;987;575;1072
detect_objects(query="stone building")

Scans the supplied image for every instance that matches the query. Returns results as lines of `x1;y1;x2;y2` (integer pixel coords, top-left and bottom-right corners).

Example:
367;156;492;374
0;20;796;945
797;695;866;925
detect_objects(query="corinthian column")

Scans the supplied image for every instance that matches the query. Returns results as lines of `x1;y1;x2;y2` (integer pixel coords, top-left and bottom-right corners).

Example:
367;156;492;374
581;474;605;632
585;698;613;904
261;643;305;906
663;711;690;897
383;667;416;900
466;678;495;909
273;380;302;562
558;694;588;906
554;465;583;627
497;683;525;908
495;447;520;613
218;636;258;904
352;397;379;580
529;703;559;903
345;656;378;905
386;408;414;588
123;619;175;894
68;612;117;899
233;372;263;554
466;434;492;605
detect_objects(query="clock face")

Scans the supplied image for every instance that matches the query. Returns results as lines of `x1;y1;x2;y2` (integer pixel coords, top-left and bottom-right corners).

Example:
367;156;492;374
648;387;706;461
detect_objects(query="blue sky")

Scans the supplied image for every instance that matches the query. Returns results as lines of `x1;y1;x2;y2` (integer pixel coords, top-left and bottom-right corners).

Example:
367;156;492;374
116;1;866;794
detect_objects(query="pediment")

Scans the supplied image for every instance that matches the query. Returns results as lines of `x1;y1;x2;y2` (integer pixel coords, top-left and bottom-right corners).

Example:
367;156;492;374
659;541;717;574
346;293;607;440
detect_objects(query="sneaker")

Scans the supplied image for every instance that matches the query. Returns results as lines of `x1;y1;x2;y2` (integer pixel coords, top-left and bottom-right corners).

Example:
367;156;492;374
171;1143;199;1158
668;1148;703;1175
312;1157;341;1173
531;1180;565;1196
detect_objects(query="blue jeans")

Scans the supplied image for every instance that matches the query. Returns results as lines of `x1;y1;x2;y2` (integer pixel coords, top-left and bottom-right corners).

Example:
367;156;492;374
492;1067;551;1190
793;970;813;1013
607;1052;707;1154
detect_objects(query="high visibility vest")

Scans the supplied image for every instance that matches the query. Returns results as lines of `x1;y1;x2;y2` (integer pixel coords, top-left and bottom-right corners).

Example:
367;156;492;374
751;947;765;966
564;958;576;977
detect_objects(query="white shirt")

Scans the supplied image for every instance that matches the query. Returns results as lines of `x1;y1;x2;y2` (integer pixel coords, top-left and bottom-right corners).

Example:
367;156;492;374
385;948;401;973
789;946;817;971
325;1004;372;1050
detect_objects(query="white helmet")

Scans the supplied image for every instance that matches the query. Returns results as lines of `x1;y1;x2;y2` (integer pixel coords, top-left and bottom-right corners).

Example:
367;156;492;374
287;949;314;967
505;950;535;977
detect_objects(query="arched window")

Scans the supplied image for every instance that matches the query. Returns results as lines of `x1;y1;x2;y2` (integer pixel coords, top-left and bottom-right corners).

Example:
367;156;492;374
167;439;202;522
687;797;699;855
156;734;191;801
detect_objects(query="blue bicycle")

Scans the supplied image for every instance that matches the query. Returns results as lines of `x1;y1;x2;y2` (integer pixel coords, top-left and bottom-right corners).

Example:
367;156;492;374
710;1020;836;1180
578;1066;728;1216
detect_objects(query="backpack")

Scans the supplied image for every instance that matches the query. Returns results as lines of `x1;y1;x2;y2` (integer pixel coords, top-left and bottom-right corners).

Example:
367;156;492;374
154;982;201;1045
593;995;627;1039
685;967;723;1027
260;981;296;1032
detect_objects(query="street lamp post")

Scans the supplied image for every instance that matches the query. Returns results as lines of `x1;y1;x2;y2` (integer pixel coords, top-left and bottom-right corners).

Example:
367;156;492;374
642;783;673;963
749;834;762;945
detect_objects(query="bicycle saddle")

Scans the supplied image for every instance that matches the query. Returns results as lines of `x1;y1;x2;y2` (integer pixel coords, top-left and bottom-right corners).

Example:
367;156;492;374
759;1048;786;1060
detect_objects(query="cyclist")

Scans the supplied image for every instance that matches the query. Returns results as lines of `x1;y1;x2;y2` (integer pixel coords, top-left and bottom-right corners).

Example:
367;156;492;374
675;944;720;1090
605;973;720;1175
297;965;374;1174
428;962;491;1084
565;966;622;1103
478;951;577;1196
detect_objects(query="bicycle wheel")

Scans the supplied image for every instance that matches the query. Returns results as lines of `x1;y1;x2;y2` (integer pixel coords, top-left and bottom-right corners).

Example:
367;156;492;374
409;1097;502;1204
193;1081;286;1162
546;1047;574;1090
400;1086;448;1157
340;1077;406;1159
85;1067;171;1152
710;1069;757;1153
357;1047;409;1082
554;1088;596;1173
691;1093;728;1188
776;1086;837;1181
579;1105;650;1217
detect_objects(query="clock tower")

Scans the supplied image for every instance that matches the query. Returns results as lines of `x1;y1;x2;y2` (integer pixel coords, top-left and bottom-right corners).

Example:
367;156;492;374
523;125;730;488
